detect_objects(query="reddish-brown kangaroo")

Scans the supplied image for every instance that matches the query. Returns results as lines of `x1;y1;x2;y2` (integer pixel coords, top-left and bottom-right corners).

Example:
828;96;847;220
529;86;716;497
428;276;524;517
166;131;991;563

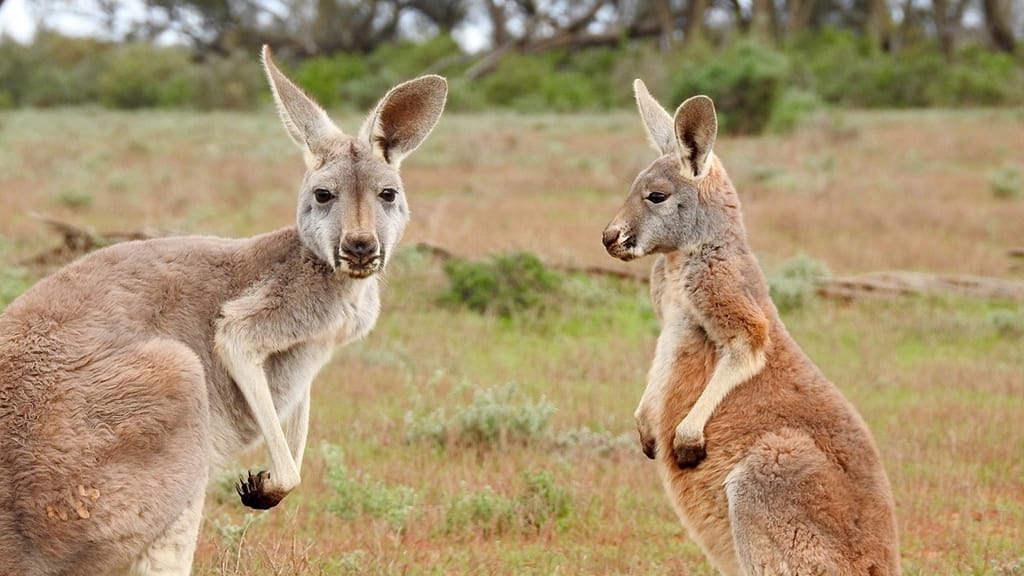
602;80;900;575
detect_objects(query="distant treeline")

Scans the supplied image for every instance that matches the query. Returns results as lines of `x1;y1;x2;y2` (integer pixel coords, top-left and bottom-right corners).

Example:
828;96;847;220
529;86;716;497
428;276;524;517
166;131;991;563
1;29;1022;134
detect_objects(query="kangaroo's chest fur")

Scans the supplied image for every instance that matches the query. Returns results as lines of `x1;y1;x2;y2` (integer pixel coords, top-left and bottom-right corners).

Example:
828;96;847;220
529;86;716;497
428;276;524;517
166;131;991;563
208;238;381;457
647;256;717;427
647;252;759;573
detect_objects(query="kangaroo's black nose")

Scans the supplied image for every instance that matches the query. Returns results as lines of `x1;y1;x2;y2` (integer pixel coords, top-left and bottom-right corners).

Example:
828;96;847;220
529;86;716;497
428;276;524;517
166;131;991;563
602;228;620;249
341;234;378;264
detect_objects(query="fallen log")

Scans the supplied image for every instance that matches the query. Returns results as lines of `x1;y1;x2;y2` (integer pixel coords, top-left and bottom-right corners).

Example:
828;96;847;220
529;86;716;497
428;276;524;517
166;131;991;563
19;213;157;269
817;271;1024;302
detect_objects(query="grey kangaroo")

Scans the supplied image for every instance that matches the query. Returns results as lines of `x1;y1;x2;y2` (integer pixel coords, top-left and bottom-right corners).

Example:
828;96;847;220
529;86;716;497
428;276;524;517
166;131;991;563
0;46;447;575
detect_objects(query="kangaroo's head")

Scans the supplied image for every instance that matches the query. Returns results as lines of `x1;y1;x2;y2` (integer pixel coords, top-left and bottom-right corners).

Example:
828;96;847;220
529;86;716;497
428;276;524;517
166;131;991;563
603;80;738;262
262;46;447;279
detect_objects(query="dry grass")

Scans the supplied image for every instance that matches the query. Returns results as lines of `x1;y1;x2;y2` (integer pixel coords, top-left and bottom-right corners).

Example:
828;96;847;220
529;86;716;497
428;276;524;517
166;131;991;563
0;106;1022;575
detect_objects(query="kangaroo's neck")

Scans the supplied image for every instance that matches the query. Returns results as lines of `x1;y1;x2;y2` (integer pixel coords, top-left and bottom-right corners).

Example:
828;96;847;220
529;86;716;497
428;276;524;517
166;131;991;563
245;226;344;282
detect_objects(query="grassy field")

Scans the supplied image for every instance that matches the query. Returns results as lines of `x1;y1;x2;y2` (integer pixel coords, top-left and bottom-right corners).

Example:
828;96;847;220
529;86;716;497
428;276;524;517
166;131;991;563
0;106;1022;575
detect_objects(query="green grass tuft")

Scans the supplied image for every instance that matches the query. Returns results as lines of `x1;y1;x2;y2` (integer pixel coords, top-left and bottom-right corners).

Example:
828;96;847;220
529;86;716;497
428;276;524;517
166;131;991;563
405;382;556;451
441;252;561;318
768;253;831;314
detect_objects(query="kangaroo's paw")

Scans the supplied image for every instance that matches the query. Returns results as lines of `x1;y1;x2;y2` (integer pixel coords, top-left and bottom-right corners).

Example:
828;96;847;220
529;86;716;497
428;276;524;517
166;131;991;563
236;470;287;510
672;427;707;469
637;420;657;460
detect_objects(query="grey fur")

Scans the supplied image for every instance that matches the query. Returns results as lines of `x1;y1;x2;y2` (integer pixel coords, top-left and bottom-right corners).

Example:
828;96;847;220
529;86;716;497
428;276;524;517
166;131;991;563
0;46;447;576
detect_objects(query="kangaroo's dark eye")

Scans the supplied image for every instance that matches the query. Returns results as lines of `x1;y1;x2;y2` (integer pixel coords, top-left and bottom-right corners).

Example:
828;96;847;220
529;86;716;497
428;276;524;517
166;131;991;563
313;188;335;204
379;187;398;203
646;191;669;204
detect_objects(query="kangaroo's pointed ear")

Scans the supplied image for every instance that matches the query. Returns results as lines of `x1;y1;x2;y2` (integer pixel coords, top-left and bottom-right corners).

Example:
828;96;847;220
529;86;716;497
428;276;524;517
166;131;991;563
358;75;448;167
262;45;344;169
634;79;676;156
673;95;717;179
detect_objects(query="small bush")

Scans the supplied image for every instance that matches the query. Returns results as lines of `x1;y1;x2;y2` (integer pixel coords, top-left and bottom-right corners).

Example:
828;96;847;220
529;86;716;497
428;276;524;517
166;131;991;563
190;53;265;110
210;511;264;552
53;189;93;210
294;52;372;109
98;43;196;108
0;239;31;311
990;167;1023;200
553;427;634;456
768;254;831;314
517;470;573;532
671;41;791;135
321;443;417;529
988;309;1023;338
369;34;465;79
441;252;561;317
766;88;822;133
443;471;573;537
0;266;30;311
478;50;616;112
405;382;555;451
444;485;516;537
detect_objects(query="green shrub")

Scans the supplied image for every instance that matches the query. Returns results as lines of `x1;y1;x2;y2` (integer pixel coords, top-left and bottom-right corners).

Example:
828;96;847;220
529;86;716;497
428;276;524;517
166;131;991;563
98;44;196;108
0;238;31;311
53;188;93;210
210;511;264;553
988;309;1023;338
766;88;822;133
443;471;573;537
369;34;465;78
405;382;556;451
671;41;791;135
792;29;1024;108
441;252;561;317
0;266;30;311
0;34;108;107
768;253;831;314
932;47;1019;106
479;50;615;112
190;53;265;110
294;52;371;109
517;470;573;532
444;485;516;537
990;167;1023;200
321;443;417;529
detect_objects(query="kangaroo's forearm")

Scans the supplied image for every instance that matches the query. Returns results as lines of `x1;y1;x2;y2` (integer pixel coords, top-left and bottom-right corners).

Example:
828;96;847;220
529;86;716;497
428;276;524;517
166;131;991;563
215;336;300;490
678;344;766;435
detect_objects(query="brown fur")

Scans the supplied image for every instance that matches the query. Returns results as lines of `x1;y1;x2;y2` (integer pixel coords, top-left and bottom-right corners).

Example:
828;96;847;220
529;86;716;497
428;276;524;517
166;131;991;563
604;82;900;575
0;47;447;575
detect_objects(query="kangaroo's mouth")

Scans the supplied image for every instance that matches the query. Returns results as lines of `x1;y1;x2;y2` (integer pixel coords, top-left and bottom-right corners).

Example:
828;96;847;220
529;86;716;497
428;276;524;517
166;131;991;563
605;237;639;262
336;253;384;279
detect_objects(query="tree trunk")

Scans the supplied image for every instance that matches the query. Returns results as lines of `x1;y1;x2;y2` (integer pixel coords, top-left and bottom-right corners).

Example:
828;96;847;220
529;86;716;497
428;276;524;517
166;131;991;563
685;0;710;45
750;0;774;40
932;0;956;60
981;0;1017;53
785;0;817;37
483;0;510;47
653;0;675;50
866;0;893;51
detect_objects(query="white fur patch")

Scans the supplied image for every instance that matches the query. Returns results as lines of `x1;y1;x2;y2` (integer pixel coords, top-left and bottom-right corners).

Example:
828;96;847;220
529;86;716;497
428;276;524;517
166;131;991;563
636;289;695;425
